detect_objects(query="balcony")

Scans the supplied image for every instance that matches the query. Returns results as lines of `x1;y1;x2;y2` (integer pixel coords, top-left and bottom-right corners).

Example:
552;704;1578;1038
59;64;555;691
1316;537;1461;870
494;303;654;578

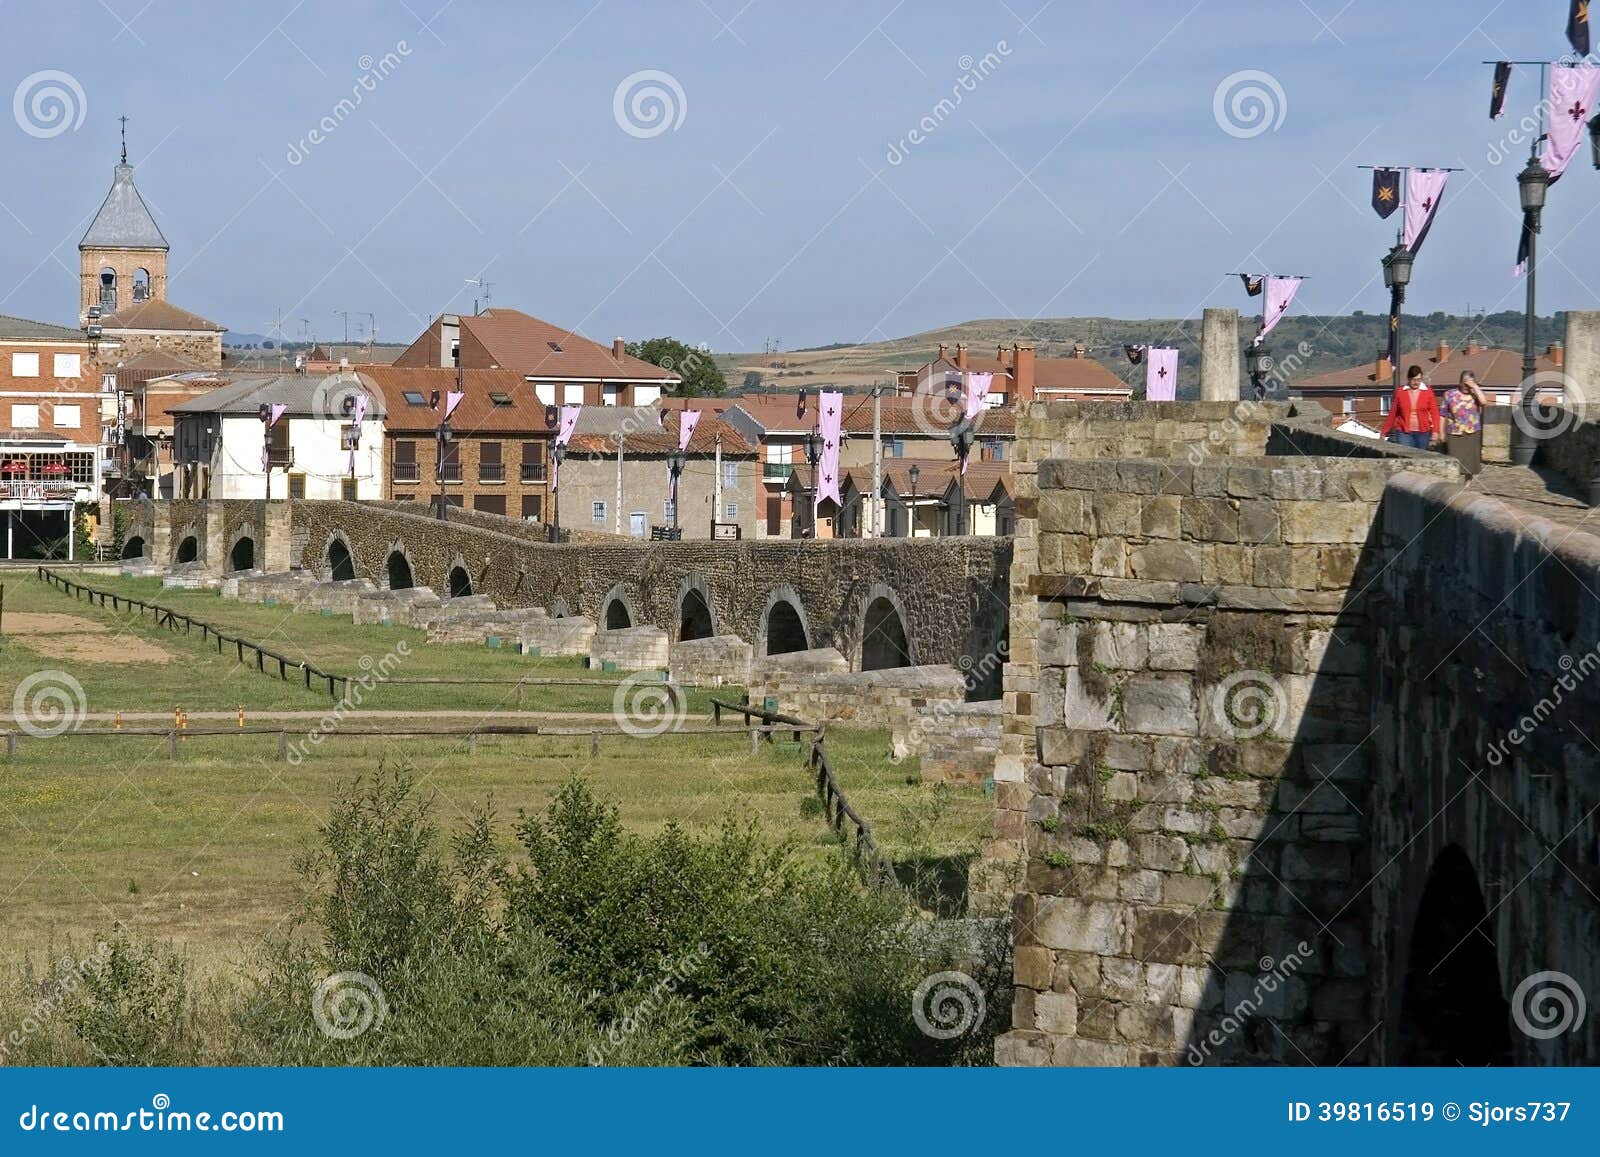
479;463;505;483
763;462;795;482
392;464;421;483
520;464;547;483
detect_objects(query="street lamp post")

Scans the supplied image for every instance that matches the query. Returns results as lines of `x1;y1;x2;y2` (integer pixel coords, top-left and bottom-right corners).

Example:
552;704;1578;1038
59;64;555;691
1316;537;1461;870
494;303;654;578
549;440;565;543
907;463;920;539
803;429;823;537
945;381;972;536
1591;113;1600;170
1245;343;1268;402
1381;243;1414;394
668;448;685;532
1509;155;1551;467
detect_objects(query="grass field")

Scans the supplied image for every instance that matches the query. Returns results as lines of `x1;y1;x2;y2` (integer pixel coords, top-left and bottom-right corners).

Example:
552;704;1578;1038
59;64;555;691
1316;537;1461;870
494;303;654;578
0;570;992;961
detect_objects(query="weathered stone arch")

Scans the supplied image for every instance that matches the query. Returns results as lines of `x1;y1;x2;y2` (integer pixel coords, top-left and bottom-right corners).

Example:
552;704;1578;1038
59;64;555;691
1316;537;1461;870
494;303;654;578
759;586;810;657
174;534;199;564
548;597;571;619
121;535;146;560
324;532;356;582
675;574;716;641
856;583;913;671
1397;846;1510;1066
227;524;258;573
599;583;636;631
448;564;473;598
384;542;416;591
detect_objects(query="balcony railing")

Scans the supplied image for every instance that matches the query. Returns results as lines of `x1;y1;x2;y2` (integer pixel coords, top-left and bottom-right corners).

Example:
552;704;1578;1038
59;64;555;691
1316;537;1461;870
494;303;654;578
392;464;421;482
1;480;80;501
763;462;795;482
520;464;547;483
479;463;505;482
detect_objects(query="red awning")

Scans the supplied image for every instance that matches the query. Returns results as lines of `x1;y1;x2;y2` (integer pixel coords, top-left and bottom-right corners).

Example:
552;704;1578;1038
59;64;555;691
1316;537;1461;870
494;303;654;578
41;463;69;475
2;461;27;473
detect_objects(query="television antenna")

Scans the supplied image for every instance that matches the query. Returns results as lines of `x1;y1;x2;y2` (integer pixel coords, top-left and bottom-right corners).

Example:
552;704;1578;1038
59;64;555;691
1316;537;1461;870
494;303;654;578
466;274;493;315
334;309;351;346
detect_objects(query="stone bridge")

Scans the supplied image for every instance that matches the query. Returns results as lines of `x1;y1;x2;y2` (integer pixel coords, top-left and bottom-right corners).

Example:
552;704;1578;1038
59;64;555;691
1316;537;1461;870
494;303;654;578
989;394;1600;1067
119;497;1011;688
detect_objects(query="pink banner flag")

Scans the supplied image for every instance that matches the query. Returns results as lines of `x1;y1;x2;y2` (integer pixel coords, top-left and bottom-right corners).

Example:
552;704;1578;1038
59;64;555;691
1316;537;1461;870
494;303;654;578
1542;65;1600;182
269;403;287;427
1146;348;1179;401
964;372;992;420
551;404;581;491
261;448;270;472
678;409;701;451
1254;276;1303;346
1403;170;1448;255
352;394;368;424
445;391;464;421
817;390;843;507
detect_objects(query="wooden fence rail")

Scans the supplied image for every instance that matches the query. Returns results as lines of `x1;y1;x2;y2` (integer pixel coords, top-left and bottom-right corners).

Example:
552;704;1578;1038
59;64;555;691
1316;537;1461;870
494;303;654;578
36;567;348;699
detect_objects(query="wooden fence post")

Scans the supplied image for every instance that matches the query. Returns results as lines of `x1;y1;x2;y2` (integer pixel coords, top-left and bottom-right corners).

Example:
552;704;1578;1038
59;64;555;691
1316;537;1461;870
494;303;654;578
278;731;289;761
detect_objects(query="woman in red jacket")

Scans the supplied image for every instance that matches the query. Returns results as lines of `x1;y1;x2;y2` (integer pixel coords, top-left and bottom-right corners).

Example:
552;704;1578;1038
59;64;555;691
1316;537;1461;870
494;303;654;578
1381;365;1442;450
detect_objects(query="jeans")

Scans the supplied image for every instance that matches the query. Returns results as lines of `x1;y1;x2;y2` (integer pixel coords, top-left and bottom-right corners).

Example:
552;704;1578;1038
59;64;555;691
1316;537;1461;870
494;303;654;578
1391;431;1431;450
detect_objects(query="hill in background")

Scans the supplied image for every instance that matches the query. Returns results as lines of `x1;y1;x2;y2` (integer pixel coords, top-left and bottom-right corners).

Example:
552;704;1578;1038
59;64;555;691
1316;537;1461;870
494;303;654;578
722;312;1567;397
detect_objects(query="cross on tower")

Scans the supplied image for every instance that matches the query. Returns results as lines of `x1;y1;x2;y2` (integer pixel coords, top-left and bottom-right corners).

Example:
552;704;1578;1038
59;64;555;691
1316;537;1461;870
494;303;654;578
118;115;129;163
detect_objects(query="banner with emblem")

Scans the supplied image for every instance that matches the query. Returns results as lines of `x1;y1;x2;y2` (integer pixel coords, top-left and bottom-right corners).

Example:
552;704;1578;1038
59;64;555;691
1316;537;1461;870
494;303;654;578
1145;348;1179;402
817;391;843;507
1371;169;1401;219
1541;65;1600;182
1254;276;1303;347
1572;0;1591;57
1490;62;1512;119
1403;170;1448;254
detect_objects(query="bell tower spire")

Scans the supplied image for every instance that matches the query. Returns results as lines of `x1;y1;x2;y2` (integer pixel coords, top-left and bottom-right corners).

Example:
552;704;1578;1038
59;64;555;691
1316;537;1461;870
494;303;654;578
119;114;128;164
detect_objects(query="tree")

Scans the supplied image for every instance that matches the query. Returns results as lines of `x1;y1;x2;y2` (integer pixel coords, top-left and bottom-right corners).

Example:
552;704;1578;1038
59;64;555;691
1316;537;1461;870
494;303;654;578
626;338;726;397
742;370;764;391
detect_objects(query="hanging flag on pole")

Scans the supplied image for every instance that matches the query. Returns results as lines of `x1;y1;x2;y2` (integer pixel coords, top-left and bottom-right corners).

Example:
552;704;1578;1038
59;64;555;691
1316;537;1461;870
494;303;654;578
964;372;993;417
672;410;702;509
1490;62;1513;119
1403;170;1448;254
1541;65;1600;181
551;404;580;491
1571;0;1591;57
1254;276;1303;347
1240;274;1264;297
1386;301;1400;366
445;391;464;421
269;404;287;426
1371;169;1401;219
1145;348;1179;401
1515;217;1533;278
816;390;843;508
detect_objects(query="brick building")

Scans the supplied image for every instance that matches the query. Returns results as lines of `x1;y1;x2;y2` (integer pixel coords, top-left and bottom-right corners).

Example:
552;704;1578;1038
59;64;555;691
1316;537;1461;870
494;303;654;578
897;341;1132;406
394;309;679;406
363;366;555;521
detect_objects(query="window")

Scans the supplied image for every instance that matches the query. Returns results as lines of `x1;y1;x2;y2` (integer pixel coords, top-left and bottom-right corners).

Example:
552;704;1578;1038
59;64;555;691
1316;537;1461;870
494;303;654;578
562;383;584;405
11;353;39;378
394;493;414;502
402;391;427;406
533;382;556;405
393;440;419;481
982;439;1005;461
591;501;606;524
267;423;291;466
341;478;358;500
288;473;306;499
721;460;739;490
635;385;662;406
474;494;506;515
602;384;620;406
1342;398;1356;414
547;340;564;353
53;404;80;429
887;439;905;458
440;439;461;481
724;502;739;519
664;499;676;522
52;353;81;378
488;391;512;407
1379;397;1391;415
479;440;504;482
520;441;546;482
11;404;39;428
521;494;543;521
763;443;794;482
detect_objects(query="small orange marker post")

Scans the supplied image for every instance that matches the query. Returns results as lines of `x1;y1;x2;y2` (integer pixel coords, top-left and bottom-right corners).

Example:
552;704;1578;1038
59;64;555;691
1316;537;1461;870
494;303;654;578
114;711;122;730
237;705;244;729
179;709;189;742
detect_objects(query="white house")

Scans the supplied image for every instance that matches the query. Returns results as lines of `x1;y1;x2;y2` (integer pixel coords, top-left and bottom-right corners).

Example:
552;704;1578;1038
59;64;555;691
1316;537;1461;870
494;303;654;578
169;369;385;500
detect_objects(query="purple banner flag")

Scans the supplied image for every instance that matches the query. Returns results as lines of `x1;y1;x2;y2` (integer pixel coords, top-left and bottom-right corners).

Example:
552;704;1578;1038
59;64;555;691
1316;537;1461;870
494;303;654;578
817;390;843;507
1542;65;1600;182
1146;348;1179;401
964;372;992;419
269;403;287;427
445;391;464;421
1254;276;1303;347
1403;170;1448;255
551;404;581;491
678;409;702;451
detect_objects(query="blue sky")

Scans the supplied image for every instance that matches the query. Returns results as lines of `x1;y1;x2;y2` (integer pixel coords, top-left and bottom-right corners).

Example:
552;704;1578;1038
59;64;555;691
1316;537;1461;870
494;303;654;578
0;0;1593;350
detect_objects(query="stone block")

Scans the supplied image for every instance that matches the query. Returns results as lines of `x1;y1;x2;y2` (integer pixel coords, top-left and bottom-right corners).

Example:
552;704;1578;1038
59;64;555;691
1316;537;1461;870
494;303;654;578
1121;676;1198;736
1237;501;1282;544
1035;990;1079;1035
1129;542;1202;583
1013;945;1055;990
1182;497;1240;543
1139;495;1182;539
1035;898;1126;954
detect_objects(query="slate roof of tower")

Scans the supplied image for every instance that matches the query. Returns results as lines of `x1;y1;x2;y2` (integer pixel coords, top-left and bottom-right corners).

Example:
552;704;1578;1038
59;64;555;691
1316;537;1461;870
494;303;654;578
80;163;169;251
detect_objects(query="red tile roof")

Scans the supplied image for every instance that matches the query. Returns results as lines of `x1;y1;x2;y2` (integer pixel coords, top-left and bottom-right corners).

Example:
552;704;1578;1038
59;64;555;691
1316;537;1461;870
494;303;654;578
396;309;679;382
723;395;1016;437
100;299;225;332
569;409;753;455
361;366;556;434
1297;345;1565;391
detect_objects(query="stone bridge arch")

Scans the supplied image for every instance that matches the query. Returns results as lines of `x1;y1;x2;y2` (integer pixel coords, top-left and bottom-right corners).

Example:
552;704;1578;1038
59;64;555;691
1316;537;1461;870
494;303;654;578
598;582;638;631
384;542;417;591
323;532;357;582
173;532;199;565
447;555;474;598
853;582;914;671
121;535;146;560
227;525;258;573
759;586;811;656
675;574;716;641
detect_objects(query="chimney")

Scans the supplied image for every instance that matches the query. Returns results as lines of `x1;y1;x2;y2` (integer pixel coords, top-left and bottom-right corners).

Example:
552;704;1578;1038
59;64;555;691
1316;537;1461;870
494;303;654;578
1436;339;1450;364
613;337;626;360
937;342;949;362
1012;343;1036;405
1376;351;1393;382
1464;339;1483;356
1548;341;1565;368
996;345;1006;363
1072;341;1087;360
955;343;968;369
